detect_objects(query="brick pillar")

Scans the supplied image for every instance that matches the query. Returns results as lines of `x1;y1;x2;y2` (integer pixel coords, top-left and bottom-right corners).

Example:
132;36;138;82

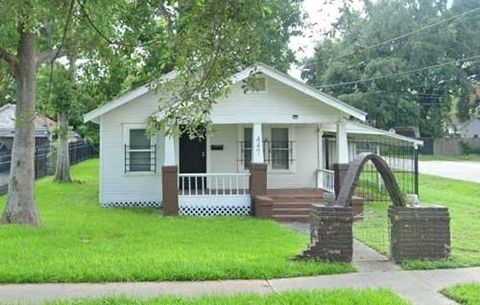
298;205;353;262
250;163;268;217
333;163;349;197
389;206;450;261
249;163;267;197
162;165;178;216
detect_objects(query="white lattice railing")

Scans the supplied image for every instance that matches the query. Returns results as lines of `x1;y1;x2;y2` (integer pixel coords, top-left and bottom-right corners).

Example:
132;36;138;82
316;169;335;193
178;173;250;196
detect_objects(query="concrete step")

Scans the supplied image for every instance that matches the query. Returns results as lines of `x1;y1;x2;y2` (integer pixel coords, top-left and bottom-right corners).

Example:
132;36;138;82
268;195;324;203
271;214;310;222
272;207;312;215
272;202;316;209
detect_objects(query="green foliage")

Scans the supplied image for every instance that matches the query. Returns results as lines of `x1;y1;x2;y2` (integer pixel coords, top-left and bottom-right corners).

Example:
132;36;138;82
460;141;480;155
303;0;480;137
45;289;411;305
354;174;480;269
441;283;480;305
0;159;353;283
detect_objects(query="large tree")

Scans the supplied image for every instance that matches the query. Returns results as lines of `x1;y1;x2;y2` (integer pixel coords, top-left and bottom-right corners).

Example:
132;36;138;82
0;0;73;224
303;0;480;137
1;0;303;224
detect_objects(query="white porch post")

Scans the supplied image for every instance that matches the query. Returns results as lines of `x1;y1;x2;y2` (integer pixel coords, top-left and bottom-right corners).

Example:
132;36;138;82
164;135;176;165
336;119;349;163
252;123;264;163
317;124;324;188
317;124;324;169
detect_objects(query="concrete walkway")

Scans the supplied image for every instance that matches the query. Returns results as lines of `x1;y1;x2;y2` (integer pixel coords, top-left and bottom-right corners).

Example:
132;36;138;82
419;160;480;183
0;267;479;305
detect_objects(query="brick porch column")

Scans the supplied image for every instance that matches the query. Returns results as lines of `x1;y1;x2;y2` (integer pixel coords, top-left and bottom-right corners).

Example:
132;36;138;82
250;163;267;197
333;163;349;197
162;166;178;216
250;163;268;217
162;135;178;216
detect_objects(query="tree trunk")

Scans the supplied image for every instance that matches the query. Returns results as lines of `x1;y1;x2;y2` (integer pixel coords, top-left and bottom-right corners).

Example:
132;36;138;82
1;29;40;225
53;110;71;182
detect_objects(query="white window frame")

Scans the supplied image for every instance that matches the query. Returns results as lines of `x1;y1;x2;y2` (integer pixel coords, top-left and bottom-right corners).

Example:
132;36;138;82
265;125;295;173
123;123;157;176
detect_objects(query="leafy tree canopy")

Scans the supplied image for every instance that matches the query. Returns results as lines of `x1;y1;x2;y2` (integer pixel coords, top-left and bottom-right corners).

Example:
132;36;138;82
303;0;480;137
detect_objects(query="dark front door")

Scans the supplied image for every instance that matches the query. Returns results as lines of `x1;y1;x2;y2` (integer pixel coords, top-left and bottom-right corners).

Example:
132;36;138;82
179;133;206;190
179;134;206;173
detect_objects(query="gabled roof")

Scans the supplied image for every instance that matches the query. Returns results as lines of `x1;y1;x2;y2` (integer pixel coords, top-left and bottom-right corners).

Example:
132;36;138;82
84;63;367;123
0;103;57;137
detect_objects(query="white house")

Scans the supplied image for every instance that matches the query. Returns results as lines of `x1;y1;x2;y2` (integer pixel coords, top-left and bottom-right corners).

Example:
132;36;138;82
84;63;421;218
461;117;480;138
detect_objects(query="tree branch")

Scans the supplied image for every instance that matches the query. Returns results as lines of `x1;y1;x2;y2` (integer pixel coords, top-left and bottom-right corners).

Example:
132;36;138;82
0;48;18;75
36;48;68;67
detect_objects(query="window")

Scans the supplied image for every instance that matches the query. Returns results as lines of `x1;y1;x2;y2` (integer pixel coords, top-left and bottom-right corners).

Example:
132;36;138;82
252;78;266;92
125;128;156;173
271;128;289;170
243;128;252;169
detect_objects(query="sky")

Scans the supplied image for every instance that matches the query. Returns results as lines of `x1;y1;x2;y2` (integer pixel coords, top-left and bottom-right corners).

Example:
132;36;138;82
288;0;364;80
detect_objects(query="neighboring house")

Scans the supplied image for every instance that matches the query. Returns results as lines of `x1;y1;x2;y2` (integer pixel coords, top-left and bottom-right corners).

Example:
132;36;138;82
0;103;81;153
0;103;57;152
84;63;421;218
461;117;480;138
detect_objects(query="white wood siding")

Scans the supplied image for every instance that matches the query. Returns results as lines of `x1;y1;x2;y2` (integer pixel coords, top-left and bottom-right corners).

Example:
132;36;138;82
211;75;343;124
98;74;342;204
100;92;166;205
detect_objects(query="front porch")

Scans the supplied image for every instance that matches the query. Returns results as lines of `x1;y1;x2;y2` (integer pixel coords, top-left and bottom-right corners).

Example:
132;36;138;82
159;120;420;219
160;120;350;218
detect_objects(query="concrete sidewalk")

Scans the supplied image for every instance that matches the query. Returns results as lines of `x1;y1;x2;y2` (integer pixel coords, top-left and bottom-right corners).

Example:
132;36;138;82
0;267;479;305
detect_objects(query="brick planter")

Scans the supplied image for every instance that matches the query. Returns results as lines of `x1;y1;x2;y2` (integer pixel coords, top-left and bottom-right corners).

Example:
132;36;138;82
299;205;353;262
389;206;450;261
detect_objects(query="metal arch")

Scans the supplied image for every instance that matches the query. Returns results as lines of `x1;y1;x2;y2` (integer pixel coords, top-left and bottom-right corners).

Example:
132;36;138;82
336;152;406;207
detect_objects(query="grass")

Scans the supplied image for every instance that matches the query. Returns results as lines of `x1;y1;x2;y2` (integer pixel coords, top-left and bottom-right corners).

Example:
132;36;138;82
441;283;480;305
42;289;410;305
354;173;480;269
419;154;480;161
0;159;353;283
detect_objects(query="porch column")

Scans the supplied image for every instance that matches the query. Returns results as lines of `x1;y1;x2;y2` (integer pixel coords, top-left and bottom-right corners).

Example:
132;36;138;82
336;119;349;163
334;119;349;197
164;135;176;166
252;123;264;163
162;135;178;216
317;124;324;188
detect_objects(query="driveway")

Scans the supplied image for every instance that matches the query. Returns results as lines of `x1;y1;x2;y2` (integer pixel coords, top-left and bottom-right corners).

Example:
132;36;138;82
419;160;480;183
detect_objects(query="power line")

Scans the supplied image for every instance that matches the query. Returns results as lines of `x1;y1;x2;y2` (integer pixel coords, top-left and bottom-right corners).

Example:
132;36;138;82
318;55;480;89
332;6;480;62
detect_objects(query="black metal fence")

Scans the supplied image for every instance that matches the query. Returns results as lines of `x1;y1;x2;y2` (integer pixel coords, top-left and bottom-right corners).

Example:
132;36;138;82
0;140;96;195
325;137;418;202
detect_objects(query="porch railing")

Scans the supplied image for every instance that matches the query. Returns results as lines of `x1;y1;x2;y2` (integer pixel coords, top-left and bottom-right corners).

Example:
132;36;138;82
178;173;250;196
316;169;334;193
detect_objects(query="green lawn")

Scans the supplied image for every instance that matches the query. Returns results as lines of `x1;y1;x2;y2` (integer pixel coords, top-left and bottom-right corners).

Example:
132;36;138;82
0;159;353;283
354;174;480;269
419;154;480;161
441;283;480;305
44;289;410;305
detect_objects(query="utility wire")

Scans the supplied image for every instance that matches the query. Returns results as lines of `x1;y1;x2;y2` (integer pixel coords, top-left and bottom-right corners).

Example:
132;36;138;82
318;55;480;89
332;6;480;62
